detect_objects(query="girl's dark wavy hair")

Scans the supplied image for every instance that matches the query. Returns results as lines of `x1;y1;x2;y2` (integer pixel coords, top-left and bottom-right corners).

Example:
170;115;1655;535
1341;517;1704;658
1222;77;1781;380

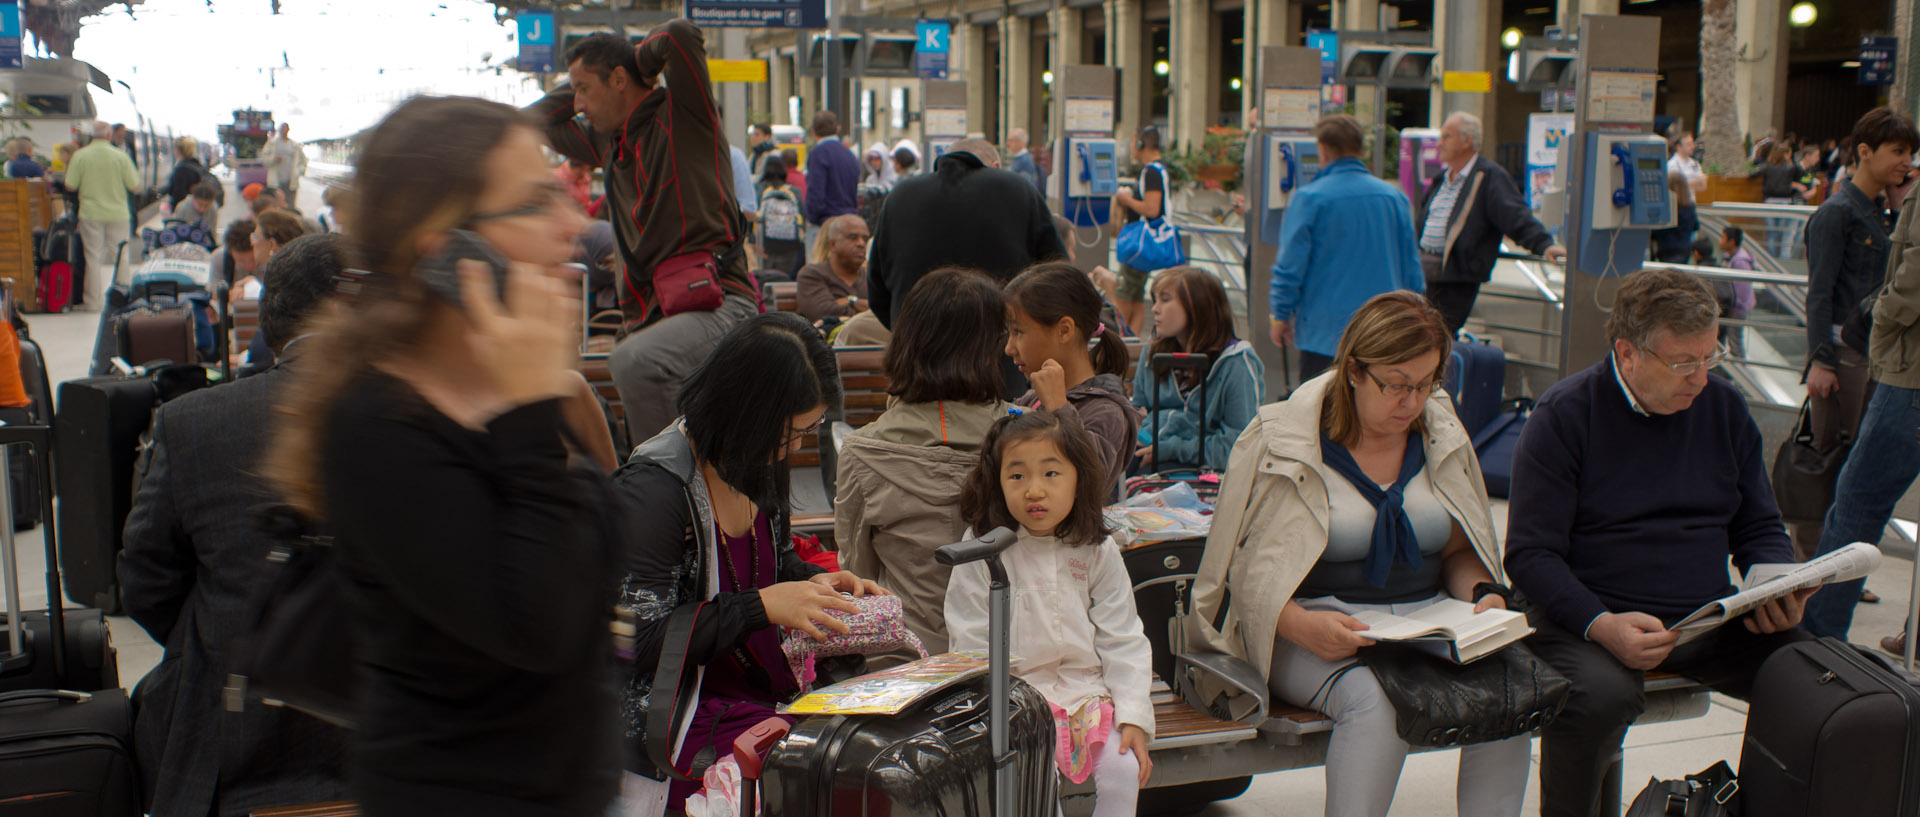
678;312;842;511
959;409;1112;547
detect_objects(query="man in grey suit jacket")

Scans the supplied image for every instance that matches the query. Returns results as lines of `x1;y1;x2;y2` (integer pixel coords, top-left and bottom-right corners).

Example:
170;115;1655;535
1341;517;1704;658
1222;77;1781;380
120;234;350;817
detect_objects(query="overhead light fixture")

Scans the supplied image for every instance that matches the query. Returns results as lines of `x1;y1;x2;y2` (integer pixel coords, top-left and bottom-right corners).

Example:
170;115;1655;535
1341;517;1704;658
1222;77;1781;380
1154;60;1170;76
1842;60;1861;68
1789;2;1817;27
1042;70;1054;84
1503;28;1523;49
1229;77;1242;90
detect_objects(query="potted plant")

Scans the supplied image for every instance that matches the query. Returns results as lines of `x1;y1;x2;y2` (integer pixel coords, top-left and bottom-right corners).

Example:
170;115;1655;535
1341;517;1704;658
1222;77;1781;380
1192;126;1246;191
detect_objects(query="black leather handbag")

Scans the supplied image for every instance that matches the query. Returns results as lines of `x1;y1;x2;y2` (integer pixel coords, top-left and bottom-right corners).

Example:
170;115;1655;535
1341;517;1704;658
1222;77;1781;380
1352;641;1573;747
1770;400;1852;526
225;505;358;729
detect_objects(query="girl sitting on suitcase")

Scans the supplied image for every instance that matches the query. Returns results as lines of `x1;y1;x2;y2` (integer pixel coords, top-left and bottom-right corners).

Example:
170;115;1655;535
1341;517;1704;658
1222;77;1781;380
1004;262;1142;502
946;409;1156;816
1131;266;1265;473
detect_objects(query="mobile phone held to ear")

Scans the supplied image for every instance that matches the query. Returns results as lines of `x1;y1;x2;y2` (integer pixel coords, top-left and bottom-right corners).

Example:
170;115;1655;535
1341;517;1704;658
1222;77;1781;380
417;229;512;306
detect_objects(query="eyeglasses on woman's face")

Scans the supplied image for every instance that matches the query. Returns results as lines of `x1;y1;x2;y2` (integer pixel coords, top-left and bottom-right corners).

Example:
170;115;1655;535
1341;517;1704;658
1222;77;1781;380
1363;367;1442;402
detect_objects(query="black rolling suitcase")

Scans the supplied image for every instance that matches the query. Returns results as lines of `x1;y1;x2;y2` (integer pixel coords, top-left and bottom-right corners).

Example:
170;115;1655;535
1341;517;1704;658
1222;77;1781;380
749;529;1059;817
1738;636;1920;816
0;425;138;817
52;366;214;613
0;424;119;695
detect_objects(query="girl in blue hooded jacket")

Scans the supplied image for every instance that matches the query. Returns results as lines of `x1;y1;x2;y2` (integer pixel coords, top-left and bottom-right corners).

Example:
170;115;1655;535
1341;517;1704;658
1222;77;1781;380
1132;266;1265;472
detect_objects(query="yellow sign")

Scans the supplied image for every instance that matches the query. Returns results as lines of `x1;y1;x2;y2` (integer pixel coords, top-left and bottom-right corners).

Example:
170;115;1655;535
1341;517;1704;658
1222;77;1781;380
1442;71;1493;93
708;59;768;83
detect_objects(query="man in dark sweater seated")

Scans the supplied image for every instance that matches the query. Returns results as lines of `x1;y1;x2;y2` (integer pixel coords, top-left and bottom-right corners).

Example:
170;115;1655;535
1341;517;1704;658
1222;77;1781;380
1505;267;1814;817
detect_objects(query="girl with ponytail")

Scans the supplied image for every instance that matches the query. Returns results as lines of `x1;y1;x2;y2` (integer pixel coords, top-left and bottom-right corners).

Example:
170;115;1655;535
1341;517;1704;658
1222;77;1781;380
1003;261;1143;501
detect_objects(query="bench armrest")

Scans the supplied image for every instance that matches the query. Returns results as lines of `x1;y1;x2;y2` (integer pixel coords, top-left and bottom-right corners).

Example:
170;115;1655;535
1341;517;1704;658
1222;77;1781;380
1176;651;1269;726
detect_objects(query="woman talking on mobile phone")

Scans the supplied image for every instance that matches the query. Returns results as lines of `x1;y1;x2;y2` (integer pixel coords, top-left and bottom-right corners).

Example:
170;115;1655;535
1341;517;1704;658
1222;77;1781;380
266;96;625;817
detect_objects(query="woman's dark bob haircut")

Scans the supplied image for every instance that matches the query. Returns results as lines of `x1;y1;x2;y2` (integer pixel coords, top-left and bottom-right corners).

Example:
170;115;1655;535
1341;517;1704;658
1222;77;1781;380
885;266;1005;404
678;312;842;510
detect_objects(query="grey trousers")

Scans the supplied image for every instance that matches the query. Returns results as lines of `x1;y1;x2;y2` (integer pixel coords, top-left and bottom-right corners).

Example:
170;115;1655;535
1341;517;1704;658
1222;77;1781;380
1269;595;1531;817
610;295;760;445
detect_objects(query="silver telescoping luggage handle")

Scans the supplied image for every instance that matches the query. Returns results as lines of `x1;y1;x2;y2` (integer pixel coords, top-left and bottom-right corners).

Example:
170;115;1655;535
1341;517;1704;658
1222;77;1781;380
935;527;1019;817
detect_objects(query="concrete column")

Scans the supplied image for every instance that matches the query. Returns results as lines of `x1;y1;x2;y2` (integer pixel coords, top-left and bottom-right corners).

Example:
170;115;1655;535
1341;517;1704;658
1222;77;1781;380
771;51;793;126
721;28;750;149
1734;0;1788;144
1003;14;1035;141
1112;0;1145;153
1056;7;1085;143
1558;0;1620;40
1435;0;1497;129
1245;0;1287;127
1898;0;1919;117
965;23;991;138
1172;0;1210;149
1341;0;1382;135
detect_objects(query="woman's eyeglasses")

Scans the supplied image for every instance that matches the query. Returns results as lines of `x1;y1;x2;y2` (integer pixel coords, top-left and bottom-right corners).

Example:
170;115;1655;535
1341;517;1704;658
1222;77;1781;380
782;417;827;447
1363;368;1442;401
467;183;577;224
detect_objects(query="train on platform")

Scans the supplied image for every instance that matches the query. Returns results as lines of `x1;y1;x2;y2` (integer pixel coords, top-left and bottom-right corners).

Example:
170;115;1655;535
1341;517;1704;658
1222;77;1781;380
0;55;213;195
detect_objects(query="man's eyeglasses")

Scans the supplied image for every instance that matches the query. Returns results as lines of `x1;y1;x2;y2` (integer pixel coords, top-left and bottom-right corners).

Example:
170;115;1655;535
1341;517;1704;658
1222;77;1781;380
1363;368;1442;401
1637;342;1727;376
783;417;826;447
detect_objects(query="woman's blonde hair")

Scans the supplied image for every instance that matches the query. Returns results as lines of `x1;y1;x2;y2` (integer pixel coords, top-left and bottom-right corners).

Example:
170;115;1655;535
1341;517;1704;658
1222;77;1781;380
1321;291;1453;447
174;136;196;159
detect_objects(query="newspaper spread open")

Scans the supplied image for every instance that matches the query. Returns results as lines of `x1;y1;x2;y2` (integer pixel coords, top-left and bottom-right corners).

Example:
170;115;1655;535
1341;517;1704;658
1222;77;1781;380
1670;542;1882;645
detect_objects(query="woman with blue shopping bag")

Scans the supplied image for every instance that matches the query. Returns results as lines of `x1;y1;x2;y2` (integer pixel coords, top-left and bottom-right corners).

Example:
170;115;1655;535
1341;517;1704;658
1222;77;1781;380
1112;126;1184;334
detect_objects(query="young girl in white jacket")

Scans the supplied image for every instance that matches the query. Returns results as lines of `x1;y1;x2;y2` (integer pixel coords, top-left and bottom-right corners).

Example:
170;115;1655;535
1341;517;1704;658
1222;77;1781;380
945;409;1156;816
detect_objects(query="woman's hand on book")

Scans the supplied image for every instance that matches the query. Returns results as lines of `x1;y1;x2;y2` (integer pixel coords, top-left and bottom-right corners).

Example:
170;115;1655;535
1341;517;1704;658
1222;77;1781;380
1278;603;1374;662
1473;594;1509;614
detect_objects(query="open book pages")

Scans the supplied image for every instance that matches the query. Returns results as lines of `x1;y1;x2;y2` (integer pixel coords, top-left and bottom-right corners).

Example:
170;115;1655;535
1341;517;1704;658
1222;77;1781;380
1347;598;1534;664
780;652;989;716
1670;542;1883;645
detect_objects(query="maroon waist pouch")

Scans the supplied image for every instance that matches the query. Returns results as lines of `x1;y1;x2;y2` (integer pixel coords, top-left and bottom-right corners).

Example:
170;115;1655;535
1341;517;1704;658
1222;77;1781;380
654;250;725;317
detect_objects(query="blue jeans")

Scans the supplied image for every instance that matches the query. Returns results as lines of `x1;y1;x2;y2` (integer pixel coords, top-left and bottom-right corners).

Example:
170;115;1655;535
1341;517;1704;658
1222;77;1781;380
1802;383;1920;639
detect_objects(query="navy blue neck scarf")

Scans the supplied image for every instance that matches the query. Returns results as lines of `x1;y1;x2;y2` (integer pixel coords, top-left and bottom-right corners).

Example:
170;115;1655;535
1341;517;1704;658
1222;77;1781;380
1320;433;1427;588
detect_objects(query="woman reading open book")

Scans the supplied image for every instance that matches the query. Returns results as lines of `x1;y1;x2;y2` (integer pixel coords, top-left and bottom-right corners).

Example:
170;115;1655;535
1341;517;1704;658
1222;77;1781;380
1186;291;1532;817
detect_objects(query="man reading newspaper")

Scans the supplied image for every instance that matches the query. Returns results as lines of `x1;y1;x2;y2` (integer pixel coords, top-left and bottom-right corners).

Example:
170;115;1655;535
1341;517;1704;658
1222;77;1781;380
1504;268;1825;817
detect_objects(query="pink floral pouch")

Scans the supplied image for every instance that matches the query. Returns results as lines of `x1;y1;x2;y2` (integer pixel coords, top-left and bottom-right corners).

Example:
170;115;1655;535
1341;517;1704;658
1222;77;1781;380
779;593;927;691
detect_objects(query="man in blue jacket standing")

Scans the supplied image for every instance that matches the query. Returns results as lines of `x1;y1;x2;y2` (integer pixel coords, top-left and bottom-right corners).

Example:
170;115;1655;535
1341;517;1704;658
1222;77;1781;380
1269;114;1424;379
804;110;860;227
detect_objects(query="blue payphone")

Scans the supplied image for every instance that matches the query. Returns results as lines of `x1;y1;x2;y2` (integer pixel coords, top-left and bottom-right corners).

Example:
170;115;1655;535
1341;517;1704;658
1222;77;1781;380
1576;131;1675;275
1257;133;1321;245
1062;137;1119;227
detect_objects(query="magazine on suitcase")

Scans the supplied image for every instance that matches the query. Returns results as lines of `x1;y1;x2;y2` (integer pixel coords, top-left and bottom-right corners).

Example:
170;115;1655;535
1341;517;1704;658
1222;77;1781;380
711;529;1059;817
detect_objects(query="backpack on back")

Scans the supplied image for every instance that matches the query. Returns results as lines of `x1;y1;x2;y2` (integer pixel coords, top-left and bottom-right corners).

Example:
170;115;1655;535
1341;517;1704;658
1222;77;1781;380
761;189;804;242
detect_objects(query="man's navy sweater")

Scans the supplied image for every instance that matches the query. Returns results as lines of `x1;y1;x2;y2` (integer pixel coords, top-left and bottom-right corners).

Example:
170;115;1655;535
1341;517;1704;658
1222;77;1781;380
1504;357;1794;635
804;137;860;225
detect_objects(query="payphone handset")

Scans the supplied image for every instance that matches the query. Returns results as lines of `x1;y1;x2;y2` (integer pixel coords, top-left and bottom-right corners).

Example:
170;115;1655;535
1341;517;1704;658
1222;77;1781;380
1587;133;1674;231
1257;134;1319;244
1067;138;1120;198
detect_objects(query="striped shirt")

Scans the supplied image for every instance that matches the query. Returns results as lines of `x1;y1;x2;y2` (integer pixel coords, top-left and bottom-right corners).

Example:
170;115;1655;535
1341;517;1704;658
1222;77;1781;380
1420;159;1474;254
